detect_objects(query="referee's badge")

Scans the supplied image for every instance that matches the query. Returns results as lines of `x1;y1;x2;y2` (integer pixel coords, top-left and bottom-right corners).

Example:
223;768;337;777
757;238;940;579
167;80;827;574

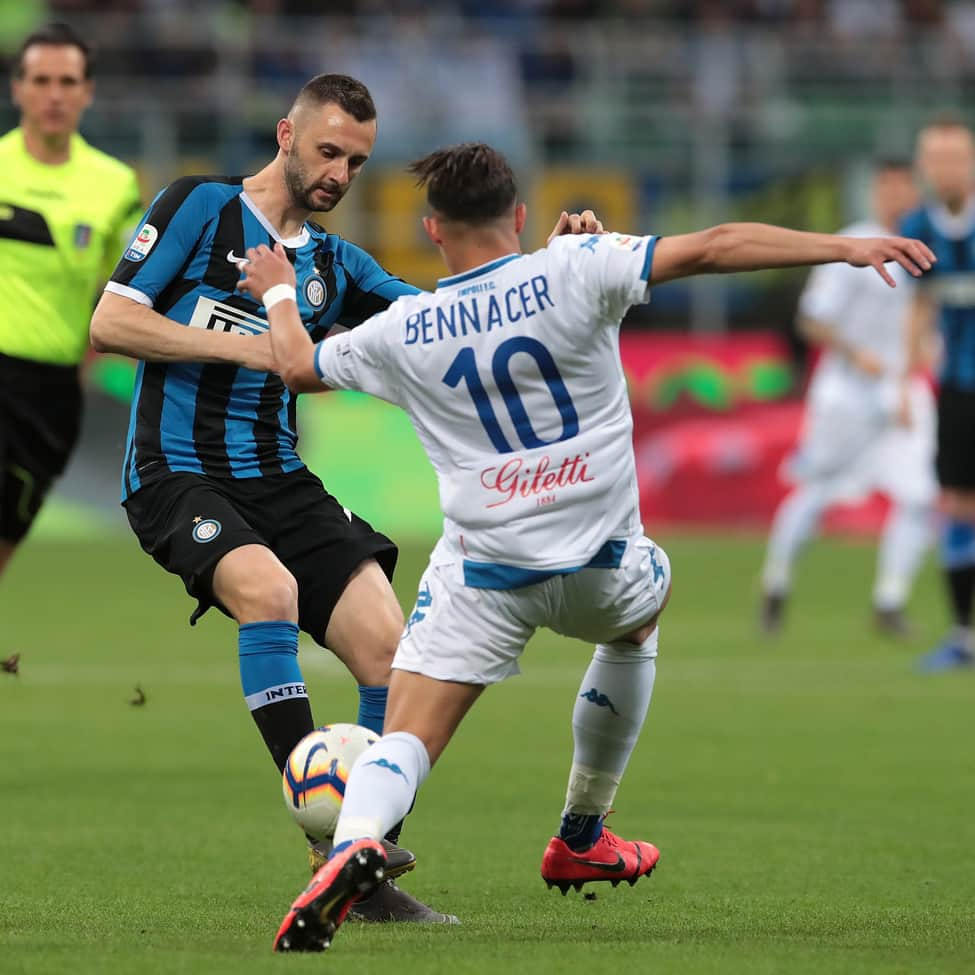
191;517;222;543
74;223;92;249
304;274;327;308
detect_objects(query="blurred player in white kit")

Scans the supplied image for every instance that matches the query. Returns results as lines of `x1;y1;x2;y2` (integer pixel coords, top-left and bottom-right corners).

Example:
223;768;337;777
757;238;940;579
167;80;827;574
235;143;934;953
760;160;937;637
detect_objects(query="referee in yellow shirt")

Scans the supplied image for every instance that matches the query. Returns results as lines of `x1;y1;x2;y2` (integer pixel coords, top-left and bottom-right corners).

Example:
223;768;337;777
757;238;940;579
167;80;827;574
0;23;141;574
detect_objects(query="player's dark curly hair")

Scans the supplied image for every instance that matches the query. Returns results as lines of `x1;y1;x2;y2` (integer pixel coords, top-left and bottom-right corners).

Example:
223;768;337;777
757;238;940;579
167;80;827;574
293;74;376;123
409;143;517;224
13;23;92;79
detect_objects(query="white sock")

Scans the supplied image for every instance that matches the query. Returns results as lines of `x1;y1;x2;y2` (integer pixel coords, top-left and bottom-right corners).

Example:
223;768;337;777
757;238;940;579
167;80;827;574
874;502;932;610
332;731;431;847
762;484;828;593
562;631;657;817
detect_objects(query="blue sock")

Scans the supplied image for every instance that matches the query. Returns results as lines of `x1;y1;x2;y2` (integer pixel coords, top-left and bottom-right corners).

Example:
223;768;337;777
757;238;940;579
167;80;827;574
239;621;312;772
559;812;603;852
357;685;388;736
941;519;975;569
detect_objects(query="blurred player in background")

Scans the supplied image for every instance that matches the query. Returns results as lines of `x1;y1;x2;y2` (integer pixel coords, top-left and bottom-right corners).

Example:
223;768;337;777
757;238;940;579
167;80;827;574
236;143;935;953
760;160;935;638
90;74;594;921
901;116;975;671
0;24;141;579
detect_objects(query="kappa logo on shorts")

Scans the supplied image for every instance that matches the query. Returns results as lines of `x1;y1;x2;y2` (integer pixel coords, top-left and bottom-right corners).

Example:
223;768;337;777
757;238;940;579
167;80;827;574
649;545;666;584
406;583;432;635
191;516;222;543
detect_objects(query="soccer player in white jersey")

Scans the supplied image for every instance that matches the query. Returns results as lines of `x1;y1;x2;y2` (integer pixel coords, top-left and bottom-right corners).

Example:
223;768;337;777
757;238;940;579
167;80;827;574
234;143;934;953
760;160;937;637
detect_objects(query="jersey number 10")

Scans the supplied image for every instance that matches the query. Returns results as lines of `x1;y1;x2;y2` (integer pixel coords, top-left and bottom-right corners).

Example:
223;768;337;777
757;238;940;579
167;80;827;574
442;336;580;454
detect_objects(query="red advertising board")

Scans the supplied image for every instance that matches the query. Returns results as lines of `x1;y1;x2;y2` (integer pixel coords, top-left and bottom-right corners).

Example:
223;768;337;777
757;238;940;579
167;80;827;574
622;332;889;531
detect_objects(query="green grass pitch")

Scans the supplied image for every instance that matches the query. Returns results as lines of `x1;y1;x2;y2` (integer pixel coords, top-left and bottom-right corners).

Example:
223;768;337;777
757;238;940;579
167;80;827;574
1;533;973;974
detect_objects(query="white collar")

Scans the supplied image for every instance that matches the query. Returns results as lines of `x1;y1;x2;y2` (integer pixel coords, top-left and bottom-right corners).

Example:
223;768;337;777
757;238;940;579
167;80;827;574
239;191;310;248
928;196;975;240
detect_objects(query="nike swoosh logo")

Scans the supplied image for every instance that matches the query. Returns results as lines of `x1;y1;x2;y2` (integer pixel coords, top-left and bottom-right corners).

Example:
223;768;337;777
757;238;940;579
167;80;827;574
226;250;249;265
573;853;627;873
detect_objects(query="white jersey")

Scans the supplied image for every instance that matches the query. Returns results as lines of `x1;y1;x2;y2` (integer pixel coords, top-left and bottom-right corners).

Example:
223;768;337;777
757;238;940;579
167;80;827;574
798;220;915;383
315;232;656;587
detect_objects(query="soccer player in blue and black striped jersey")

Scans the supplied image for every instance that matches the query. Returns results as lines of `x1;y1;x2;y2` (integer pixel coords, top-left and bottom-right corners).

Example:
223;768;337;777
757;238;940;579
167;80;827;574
900;116;975;671
91;73;598;920
90;74;447;921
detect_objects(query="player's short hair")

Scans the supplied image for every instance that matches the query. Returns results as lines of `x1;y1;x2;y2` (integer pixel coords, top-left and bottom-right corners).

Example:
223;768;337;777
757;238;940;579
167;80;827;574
920;112;973;136
13;23;92;79
292;74;376;123
872;157;913;173
408;143;517;224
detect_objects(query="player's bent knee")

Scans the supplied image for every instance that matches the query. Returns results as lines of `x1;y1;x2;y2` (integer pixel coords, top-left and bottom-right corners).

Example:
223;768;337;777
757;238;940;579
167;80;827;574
599;628;659;662
225;570;299;623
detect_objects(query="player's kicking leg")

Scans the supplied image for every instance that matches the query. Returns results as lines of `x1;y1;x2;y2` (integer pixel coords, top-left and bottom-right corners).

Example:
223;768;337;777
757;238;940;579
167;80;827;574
313;557;454;921
274;669;481;952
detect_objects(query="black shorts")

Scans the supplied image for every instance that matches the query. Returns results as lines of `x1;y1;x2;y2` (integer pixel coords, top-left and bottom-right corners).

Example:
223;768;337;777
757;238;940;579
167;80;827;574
123;468;398;643
937;385;975;490
0;352;82;543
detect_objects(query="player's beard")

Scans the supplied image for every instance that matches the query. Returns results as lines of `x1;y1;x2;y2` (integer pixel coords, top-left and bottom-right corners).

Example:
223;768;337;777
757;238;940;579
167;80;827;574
284;146;342;213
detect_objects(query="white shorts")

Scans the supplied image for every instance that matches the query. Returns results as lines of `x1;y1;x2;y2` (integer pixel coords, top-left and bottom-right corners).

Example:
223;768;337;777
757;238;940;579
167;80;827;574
786;374;937;507
393;534;671;685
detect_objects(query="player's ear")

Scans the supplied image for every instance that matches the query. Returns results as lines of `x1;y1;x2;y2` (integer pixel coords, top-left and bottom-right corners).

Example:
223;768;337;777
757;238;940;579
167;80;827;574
422;215;442;247
514;202;527;234
277;118;294;154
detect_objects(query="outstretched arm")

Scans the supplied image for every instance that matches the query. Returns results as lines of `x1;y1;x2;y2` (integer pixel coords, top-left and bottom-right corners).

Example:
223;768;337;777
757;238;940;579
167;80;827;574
650;223;935;287
236;243;323;392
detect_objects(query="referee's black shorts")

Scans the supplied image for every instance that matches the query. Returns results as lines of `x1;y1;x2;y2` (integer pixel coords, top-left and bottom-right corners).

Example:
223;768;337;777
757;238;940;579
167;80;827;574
937;384;975;490
123;468;398;643
0;352;82;544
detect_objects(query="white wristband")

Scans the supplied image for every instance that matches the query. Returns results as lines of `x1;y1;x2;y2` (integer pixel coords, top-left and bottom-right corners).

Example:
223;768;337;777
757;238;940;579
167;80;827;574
263;284;297;311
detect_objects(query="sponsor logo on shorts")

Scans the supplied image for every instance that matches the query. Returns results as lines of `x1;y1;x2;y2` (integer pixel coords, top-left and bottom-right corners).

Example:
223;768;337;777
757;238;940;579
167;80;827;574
191;518;222;543
304;274;327;308
406;583;432;635
73;223;92;249
124;222;157;262
649;545;666;584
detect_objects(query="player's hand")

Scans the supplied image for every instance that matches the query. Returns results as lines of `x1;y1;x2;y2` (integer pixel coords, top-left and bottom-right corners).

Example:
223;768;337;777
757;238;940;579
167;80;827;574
547;209;605;243
239;332;276;373
236;242;297;302
850;347;885;378
843;237;936;287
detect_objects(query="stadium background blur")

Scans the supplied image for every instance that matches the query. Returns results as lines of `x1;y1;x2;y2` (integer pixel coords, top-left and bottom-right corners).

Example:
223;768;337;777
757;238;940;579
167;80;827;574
4;6;975;974
2;0;973;539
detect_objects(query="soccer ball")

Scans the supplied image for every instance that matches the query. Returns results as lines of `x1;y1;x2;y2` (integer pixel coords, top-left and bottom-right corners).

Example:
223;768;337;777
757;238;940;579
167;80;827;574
282;723;379;840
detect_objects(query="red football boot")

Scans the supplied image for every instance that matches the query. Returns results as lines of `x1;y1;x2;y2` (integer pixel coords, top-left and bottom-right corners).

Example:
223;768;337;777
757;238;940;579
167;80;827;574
273;839;386;952
541;827;660;895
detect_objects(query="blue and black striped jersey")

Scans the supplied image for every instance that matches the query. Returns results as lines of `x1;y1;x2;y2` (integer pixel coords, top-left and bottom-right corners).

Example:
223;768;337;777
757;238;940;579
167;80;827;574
900;201;975;391
106;176;418;501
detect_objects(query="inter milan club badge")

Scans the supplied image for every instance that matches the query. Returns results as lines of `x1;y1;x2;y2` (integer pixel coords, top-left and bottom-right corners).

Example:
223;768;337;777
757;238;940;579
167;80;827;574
74;223;92;249
304;274;327;309
191;516;222;543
